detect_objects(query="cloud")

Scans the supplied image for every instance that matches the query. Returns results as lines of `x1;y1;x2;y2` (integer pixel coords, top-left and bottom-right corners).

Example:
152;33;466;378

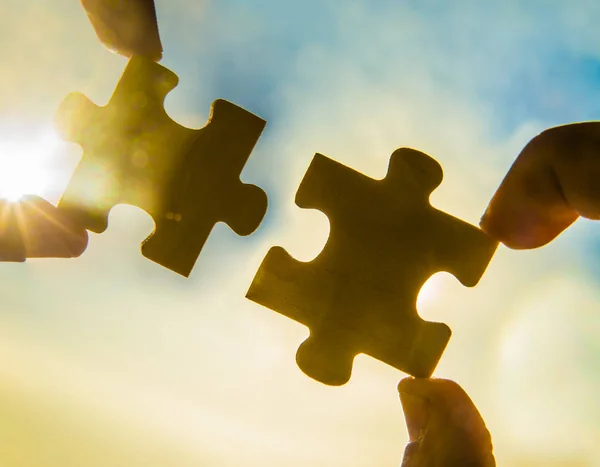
0;0;126;119
0;0;599;466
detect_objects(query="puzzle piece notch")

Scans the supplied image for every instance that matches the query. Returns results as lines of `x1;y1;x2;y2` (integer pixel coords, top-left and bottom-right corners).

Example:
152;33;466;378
141;99;268;276
56;56;189;234
296;150;492;289
247;148;497;385
56;55;267;276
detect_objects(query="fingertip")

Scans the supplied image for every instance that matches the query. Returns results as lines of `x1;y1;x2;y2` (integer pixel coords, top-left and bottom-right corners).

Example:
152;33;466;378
479;202;577;250
398;376;443;395
398;377;430;398
150;48;163;63
66;228;89;258
481;125;587;250
398;376;415;394
82;0;163;63
17;196;89;259
399;377;469;407
398;377;438;401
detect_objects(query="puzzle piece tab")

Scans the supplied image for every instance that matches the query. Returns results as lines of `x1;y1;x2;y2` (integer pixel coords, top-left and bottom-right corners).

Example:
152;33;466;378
56;56;267;276
247;149;497;385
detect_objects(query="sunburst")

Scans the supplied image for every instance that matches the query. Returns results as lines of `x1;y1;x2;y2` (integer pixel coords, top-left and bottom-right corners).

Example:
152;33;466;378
0;125;59;202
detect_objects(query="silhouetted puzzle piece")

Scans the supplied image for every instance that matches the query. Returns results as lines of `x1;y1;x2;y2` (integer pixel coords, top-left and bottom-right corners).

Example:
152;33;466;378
56;55;267;277
247;149;497;385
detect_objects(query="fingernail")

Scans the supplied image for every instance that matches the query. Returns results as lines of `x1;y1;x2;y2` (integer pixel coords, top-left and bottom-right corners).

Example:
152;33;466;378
479;209;508;246
399;392;430;442
479;210;490;230
400;441;420;467
480;208;498;236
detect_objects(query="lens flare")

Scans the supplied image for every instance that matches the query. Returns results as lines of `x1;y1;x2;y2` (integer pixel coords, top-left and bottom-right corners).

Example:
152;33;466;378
0;126;58;202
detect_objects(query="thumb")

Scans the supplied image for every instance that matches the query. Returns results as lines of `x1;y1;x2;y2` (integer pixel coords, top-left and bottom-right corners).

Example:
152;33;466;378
399;388;430;443
398;378;496;467
399;389;430;467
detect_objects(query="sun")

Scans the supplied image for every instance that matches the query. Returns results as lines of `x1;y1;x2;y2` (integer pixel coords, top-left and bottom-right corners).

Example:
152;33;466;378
0;125;59;202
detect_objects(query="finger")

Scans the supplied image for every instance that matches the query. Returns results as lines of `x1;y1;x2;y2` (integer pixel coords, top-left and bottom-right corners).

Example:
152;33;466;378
398;378;496;467
400;441;420;467
81;0;163;61
399;377;471;409
399;391;430;443
480;123;600;249
398;378;492;444
0;201;27;261
0;196;88;260
398;378;470;444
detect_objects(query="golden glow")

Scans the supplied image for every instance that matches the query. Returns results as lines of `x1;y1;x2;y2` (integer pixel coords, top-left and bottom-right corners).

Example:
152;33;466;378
0;126;59;202
416;273;445;309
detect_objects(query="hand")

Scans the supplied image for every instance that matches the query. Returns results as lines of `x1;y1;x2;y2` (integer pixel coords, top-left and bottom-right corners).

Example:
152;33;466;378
480;122;600;248
80;0;163;61
0;196;88;261
399;377;495;467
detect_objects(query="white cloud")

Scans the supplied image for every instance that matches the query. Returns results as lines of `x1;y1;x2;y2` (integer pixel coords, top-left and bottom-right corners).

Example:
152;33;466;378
0;0;599;466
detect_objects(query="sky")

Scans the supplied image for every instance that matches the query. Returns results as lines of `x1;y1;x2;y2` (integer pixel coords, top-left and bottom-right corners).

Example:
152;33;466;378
0;0;600;466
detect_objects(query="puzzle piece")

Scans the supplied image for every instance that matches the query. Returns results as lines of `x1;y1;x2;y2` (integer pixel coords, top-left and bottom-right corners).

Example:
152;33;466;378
247;149;497;386
56;55;267;277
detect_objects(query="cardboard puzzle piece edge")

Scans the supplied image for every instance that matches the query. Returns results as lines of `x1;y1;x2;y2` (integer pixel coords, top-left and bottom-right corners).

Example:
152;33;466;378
247;148;498;385
55;55;268;276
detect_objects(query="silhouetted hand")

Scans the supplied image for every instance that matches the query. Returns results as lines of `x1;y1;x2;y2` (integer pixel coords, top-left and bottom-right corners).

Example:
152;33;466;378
399;377;495;467
0;196;88;261
480;122;600;248
80;0;163;61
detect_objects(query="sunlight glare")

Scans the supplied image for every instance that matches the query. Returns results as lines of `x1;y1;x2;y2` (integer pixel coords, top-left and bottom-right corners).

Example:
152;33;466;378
0;126;59;201
416;274;443;309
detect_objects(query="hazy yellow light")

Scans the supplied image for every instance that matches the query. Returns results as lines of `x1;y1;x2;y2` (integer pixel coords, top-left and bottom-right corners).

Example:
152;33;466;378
416;273;443;309
0;126;58;201
493;277;600;461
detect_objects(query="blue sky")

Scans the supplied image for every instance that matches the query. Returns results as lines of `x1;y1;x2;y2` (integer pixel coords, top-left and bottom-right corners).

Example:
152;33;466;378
158;0;600;128
0;1;600;466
